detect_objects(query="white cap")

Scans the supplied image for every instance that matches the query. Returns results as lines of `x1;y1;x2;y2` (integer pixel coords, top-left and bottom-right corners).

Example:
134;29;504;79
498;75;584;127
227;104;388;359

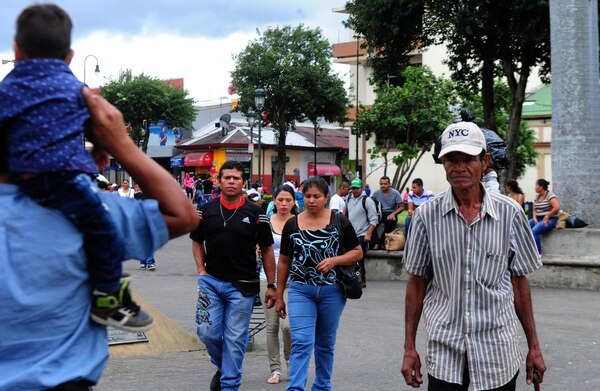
438;122;487;158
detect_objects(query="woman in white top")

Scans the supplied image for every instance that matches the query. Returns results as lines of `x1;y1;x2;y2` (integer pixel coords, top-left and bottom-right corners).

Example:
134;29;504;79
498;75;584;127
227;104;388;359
117;179;135;198
259;184;296;384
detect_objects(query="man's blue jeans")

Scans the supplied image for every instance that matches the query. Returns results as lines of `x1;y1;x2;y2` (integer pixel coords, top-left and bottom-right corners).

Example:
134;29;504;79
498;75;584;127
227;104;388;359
287;282;346;391
196;274;254;391
529;216;557;254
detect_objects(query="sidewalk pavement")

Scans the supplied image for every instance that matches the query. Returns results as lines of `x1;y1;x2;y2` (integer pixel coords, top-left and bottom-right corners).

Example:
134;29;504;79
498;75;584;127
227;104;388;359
97;236;600;391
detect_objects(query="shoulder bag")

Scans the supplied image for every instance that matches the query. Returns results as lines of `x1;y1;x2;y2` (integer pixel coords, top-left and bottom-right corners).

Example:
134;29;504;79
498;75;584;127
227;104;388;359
332;212;363;299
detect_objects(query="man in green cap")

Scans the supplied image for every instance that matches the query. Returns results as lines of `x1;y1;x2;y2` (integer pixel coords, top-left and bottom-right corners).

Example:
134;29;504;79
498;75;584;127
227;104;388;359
345;178;379;287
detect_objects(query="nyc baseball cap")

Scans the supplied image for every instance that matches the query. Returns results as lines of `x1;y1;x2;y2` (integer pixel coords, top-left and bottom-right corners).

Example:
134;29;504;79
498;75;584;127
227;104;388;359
438;121;487;158
350;178;363;188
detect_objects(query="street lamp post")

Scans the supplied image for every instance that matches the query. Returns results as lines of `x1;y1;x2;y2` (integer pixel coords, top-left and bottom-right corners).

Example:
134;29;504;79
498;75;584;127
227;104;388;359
83;54;100;84
253;87;266;186
246;109;257;186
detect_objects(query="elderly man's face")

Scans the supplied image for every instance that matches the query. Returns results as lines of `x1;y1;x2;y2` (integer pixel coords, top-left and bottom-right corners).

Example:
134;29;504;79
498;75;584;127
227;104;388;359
441;152;489;191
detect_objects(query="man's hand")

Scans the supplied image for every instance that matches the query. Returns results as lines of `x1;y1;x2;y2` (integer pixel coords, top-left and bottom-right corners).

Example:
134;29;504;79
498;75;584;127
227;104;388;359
82;87;134;156
401;349;423;388
91;148;110;171
264;287;276;309
526;347;546;386
275;296;287;319
364;233;371;243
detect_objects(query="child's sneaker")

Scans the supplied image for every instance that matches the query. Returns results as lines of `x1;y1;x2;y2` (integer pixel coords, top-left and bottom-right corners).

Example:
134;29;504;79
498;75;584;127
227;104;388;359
90;279;153;332
147;264;156;271
139;264;146;270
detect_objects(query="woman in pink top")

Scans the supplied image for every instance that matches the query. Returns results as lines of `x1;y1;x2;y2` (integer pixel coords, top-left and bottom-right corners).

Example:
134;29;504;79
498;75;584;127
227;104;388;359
183;172;195;200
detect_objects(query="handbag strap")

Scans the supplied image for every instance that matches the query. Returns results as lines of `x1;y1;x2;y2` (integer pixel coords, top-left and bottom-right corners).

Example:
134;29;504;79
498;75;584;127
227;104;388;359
332;211;346;254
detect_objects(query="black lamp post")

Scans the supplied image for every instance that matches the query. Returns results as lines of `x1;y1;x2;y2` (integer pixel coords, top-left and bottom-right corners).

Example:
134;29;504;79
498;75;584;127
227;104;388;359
253;87;266;186
246;109;257;185
83;54;100;84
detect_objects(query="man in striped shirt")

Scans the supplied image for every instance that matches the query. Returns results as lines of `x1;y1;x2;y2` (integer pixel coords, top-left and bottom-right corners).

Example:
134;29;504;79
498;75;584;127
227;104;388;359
401;122;546;391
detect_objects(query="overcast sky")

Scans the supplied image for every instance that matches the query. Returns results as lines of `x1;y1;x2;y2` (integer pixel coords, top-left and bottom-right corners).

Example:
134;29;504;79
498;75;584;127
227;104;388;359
0;0;352;103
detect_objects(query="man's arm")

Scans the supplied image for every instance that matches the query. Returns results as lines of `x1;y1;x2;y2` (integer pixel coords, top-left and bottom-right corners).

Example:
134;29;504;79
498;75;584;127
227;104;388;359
388;203;404;220
275;254;292;319
260;245;276;308
401;273;427;388
407;202;415;217
512;275;546;385
364;198;379;243
192;241;207;275
83;88;198;237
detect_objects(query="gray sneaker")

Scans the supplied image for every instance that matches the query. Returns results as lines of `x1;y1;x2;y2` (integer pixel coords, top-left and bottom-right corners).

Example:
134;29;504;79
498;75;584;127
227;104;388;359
90;279;153;332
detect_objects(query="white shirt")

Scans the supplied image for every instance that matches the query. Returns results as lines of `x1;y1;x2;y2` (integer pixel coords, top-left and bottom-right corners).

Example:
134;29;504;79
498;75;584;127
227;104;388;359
118;188;135;198
329;193;346;213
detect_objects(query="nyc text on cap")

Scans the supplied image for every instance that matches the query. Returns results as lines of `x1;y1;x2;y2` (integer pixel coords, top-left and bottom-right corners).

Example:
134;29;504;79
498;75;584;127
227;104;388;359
438;121;487;158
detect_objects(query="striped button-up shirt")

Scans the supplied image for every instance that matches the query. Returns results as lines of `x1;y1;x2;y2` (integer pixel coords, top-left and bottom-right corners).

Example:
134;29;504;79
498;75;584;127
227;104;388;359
404;186;541;390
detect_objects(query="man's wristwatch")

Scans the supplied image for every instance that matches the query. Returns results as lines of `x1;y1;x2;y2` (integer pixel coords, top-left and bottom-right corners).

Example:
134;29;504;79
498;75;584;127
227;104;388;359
267;283;276;290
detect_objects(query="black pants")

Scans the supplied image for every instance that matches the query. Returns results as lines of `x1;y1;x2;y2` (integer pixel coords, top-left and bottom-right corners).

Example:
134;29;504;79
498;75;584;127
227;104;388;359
428;366;518;391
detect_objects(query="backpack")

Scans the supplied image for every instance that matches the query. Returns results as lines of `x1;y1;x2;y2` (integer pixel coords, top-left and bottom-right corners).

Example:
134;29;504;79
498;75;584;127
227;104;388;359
347;195;383;224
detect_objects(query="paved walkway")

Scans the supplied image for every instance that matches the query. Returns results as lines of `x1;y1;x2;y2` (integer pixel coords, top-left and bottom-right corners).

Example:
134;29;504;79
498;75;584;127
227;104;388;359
97;236;600;390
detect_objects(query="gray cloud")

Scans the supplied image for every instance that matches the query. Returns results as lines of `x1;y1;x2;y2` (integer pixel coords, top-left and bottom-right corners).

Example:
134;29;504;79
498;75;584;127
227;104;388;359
0;0;344;53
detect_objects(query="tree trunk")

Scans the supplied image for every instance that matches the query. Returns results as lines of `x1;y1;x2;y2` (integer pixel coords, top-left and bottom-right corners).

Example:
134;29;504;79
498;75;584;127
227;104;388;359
503;62;529;182
142;126;150;154
550;0;600;226
481;55;497;130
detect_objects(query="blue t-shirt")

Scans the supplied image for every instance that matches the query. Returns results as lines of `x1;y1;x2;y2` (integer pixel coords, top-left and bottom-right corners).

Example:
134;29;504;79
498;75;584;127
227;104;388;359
0;184;168;390
0;59;97;174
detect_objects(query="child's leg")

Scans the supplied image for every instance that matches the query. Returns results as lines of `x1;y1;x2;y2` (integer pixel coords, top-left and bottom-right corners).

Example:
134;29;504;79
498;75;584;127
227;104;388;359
21;173;152;332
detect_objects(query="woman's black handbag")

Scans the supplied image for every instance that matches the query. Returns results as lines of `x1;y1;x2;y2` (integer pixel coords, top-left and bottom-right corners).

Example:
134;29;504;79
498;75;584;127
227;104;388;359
336;263;363;299
333;212;363;299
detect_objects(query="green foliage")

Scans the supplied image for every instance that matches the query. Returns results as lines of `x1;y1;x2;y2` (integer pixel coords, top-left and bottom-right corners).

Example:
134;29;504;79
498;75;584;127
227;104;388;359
344;0;425;86
345;0;549;180
100;70;196;151
353;66;454;188
231;25;347;189
457;80;538;178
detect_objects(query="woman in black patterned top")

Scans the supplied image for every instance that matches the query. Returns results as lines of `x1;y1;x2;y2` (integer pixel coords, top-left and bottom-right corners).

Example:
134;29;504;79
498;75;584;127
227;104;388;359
276;176;362;391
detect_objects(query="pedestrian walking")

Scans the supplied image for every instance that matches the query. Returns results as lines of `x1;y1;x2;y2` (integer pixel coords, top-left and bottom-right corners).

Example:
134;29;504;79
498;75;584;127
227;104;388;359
401;121;546;390
190;160;277;391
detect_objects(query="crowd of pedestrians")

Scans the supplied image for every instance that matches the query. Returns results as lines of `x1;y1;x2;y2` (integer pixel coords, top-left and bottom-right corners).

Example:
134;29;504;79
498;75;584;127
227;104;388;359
0;4;564;391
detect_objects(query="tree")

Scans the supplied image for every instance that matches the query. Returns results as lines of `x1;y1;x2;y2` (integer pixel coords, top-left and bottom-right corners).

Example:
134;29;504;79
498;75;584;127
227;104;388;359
344;0;424;86
352;66;454;190
100;70;196;152
458;81;538;180
231;25;347;189
345;0;551;181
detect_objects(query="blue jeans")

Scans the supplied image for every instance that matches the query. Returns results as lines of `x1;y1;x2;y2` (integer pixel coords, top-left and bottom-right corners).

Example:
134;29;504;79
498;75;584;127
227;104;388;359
20;172;124;292
529;216;558;254
287;282;346;391
196;274;254;391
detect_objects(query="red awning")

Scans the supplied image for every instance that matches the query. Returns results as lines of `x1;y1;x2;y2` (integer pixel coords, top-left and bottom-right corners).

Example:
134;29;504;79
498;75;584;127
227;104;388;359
307;163;342;177
184;152;214;167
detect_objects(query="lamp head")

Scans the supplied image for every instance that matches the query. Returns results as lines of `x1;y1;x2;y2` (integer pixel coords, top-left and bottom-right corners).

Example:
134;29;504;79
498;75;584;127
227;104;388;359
253;87;266;111
94;64;100;76
246;109;256;124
